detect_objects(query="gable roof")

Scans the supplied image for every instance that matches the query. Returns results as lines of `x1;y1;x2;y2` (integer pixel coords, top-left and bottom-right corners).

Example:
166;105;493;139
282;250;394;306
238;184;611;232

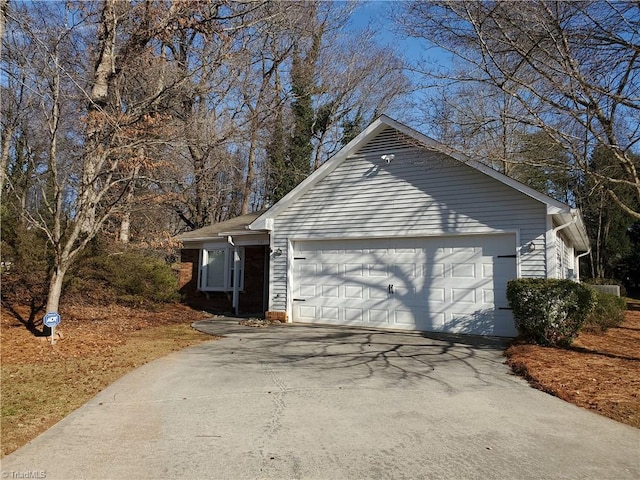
177;210;267;243
250;115;589;250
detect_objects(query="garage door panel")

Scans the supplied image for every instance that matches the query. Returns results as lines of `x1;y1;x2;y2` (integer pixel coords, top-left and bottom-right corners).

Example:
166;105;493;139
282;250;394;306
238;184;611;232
322;263;339;275
368;264;389;277
344;284;364;298
451;288;476;304
298;305;317;319
321;306;339;321
395;263;417;277
321;285;339;298
344;307;364;323
344;263;364;277
299;284;316;298
482;289;494;304
482;263;493;277
369;309;389;324
451;263;476;278
445;309;510;336
394;309;415;325
369;285;389;299
422;263;445;278
299;264;317;276
293;235;517;336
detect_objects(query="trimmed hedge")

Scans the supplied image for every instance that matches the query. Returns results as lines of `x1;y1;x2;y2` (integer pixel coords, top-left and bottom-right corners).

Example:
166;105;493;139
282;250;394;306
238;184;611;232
506;279;596;347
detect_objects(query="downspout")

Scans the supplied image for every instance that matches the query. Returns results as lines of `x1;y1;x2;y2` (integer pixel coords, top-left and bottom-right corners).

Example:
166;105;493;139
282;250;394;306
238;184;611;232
575;248;592;283
551;213;577;279
227;236;240;316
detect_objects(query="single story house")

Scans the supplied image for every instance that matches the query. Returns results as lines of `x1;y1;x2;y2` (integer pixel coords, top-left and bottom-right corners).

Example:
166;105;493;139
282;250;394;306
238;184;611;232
178;115;590;337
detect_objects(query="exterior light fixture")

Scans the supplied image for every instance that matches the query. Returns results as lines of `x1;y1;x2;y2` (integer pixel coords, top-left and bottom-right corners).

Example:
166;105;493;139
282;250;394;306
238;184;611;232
381;154;395;163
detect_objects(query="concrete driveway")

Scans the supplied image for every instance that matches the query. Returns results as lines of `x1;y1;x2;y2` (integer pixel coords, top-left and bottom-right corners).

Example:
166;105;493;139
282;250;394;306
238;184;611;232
2;319;639;480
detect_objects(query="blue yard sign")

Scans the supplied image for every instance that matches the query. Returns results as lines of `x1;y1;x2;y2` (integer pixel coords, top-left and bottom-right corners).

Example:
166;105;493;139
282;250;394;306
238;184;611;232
43;312;61;327
43;312;61;345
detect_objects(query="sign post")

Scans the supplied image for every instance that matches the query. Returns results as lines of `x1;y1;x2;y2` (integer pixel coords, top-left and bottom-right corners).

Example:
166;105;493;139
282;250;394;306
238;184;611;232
43;312;61;345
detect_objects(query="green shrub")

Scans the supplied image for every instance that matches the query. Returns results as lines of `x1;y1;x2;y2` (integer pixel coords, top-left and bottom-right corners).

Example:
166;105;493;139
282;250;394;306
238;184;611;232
68;248;180;306
0;224;52;308
506;279;596;347
583;289;626;332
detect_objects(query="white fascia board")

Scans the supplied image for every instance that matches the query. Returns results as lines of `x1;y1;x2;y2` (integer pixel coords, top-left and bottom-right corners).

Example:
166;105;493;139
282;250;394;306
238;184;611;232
249;117;391;231
180;238;221;246
217;229;267;237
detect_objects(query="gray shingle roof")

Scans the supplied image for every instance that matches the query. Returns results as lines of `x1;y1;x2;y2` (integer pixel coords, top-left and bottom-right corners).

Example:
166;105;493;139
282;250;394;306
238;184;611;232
176;210;267;241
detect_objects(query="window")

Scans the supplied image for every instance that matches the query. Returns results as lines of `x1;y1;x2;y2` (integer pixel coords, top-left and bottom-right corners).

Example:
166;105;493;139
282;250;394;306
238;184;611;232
199;247;244;291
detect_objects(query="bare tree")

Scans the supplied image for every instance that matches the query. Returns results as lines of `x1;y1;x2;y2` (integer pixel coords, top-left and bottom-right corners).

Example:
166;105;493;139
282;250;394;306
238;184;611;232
397;1;640;218
312;29;410;169
3;0;270;317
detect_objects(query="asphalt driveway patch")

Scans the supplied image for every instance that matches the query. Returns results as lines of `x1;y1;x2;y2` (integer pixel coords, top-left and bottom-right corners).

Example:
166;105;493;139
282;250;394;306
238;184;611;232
2;319;638;479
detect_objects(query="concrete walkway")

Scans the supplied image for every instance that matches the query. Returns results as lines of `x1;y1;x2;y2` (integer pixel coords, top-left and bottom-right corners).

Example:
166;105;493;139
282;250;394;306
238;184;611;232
2;319;639;479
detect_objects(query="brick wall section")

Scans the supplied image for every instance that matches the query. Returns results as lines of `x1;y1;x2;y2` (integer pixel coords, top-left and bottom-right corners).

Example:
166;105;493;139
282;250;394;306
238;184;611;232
241;246;267;312
179;246;266;315
178;249;199;291
266;311;288;322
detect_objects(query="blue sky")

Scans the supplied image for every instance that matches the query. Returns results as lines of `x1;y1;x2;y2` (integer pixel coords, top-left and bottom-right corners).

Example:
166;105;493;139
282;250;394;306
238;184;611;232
348;1;453;67
347;1;454;130
350;1;424;63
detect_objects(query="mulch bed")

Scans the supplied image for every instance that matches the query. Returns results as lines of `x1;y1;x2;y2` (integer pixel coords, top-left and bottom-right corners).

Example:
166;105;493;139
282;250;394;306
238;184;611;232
505;303;640;428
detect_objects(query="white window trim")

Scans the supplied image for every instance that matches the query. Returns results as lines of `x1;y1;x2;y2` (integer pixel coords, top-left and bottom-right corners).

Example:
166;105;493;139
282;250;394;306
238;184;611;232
199;247;245;292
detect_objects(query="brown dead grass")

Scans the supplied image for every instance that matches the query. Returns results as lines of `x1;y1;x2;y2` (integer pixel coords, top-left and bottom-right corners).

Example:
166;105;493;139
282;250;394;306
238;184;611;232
1;303;213;457
506;300;640;428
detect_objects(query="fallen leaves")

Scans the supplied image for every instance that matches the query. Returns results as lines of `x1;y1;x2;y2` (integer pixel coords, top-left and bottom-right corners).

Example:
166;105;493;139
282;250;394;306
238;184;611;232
1;302;213;457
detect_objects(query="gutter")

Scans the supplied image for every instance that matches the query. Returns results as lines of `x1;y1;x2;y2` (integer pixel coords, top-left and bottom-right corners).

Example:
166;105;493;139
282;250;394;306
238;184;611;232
552;212;577;236
576;248;591;261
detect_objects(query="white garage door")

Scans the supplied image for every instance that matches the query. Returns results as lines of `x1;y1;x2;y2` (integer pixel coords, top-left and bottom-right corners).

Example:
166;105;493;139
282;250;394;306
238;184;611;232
292;235;518;336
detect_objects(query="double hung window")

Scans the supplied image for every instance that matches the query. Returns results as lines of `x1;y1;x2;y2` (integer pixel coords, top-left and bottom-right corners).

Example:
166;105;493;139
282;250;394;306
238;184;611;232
199;247;244;291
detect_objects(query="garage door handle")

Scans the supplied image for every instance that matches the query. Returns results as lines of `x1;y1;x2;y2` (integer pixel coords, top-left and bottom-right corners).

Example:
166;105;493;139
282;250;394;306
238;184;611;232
293;298;306;302
388;284;394;294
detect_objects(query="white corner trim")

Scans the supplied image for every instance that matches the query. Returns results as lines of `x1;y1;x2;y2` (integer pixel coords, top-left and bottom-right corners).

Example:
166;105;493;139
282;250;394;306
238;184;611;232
286;238;294;323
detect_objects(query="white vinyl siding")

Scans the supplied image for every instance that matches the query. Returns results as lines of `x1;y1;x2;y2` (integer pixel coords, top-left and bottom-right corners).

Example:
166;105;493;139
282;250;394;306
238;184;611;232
269;127;547;312
555;232;575;280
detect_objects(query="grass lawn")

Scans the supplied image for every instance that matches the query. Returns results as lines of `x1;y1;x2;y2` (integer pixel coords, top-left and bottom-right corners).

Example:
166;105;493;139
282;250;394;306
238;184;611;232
1;303;214;457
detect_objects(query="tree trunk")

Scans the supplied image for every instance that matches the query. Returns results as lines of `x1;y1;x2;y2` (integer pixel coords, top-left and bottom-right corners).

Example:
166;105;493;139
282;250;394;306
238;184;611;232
43;264;66;335
0;123;13;199
45;266;66;314
119;211;131;243
241;127;259;215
